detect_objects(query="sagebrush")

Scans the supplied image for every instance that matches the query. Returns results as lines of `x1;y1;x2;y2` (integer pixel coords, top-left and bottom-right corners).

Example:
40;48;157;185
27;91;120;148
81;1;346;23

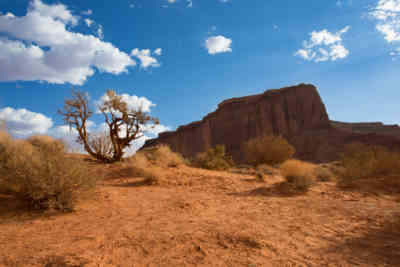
244;135;295;166
280;159;316;191
193;145;234;170
0;132;96;212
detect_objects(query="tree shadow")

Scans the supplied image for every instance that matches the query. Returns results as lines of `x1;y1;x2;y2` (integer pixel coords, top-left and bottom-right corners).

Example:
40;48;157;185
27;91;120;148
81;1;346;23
318;212;400;266
228;182;308;198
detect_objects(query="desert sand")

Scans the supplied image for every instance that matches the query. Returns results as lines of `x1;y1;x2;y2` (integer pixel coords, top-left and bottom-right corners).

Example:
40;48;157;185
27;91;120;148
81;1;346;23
1;160;399;267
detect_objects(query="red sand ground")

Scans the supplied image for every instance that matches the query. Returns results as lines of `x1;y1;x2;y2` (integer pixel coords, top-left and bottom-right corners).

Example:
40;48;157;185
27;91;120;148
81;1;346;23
1;161;400;267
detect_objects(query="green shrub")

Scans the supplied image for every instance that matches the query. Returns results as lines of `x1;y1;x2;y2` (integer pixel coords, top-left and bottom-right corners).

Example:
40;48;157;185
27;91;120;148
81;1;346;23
280;159;316;191
0;132;96;212
244;135;295;166
193;145;234;170
340;143;400;184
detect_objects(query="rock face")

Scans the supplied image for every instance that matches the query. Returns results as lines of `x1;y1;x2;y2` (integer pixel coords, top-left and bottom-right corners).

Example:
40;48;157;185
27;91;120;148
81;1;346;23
142;84;400;163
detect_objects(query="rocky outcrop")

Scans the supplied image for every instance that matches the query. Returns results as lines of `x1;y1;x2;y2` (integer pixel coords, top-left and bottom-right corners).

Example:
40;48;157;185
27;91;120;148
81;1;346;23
142;84;400;163
330;121;400;138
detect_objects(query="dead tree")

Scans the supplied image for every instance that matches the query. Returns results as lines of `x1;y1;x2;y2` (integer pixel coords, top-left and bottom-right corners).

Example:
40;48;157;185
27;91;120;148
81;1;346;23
58;90;159;163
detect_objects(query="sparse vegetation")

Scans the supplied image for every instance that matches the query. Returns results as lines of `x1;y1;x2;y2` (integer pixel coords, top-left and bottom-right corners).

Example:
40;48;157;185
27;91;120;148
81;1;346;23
280;159;316;191
0;131;96;212
339;142;400;185
193;145;234;170
243;135;295;166
58;89;159;163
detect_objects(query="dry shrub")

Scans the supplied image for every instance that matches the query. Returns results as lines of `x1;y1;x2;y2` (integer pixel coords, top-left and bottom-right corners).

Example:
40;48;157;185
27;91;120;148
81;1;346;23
244;135;295;166
193;145;234;171
340;143;400;185
280;159;316;191
0;132;96;212
145;145;186;167
127;152;164;184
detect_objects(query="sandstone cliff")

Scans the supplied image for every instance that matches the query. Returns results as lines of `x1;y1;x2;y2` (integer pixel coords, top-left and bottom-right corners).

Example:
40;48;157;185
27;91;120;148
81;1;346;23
142;84;400;163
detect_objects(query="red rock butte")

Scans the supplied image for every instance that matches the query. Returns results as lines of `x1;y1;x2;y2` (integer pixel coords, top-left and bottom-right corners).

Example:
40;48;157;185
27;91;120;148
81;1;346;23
142;83;400;163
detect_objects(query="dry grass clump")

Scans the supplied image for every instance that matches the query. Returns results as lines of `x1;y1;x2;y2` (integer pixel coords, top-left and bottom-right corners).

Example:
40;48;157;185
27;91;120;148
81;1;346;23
244;135;295;166
280;159;316;191
193;145;234;171
145;144;186;168
0;132;96;212
127;152;164;185
339;143;400;185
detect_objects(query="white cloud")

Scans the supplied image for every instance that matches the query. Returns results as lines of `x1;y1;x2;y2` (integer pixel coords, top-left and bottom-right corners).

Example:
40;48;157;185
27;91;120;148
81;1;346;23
0;107;53;137
154;48;162;55
371;0;400;43
168;0;177;3
84;18;93;27
131;48;161;68
295;26;350;62
205;35;232;54
30;0;78;25
0;0;137;85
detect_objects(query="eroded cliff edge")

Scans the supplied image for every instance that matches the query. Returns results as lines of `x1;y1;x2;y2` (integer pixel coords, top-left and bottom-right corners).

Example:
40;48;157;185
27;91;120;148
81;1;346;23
142;84;400;163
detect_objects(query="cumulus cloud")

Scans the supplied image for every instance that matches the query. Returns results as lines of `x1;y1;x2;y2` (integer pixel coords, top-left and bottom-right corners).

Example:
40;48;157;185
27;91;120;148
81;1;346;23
154;48;162;55
295;26;350;62
0;0;138;85
131;48;161;68
0;107;53;137
370;0;400;45
205;35;232;54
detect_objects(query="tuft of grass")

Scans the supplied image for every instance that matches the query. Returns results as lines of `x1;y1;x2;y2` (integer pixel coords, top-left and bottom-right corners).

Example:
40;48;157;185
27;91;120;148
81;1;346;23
192;145;234;171
0;132;96;212
243;135;295;166
280;159;316;191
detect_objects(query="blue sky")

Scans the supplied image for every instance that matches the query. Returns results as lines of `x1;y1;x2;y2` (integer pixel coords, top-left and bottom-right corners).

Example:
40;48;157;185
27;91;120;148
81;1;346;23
0;0;399;151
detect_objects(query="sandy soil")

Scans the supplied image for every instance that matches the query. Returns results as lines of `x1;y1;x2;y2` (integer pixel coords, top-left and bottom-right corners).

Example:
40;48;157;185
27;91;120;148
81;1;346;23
1;162;400;267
